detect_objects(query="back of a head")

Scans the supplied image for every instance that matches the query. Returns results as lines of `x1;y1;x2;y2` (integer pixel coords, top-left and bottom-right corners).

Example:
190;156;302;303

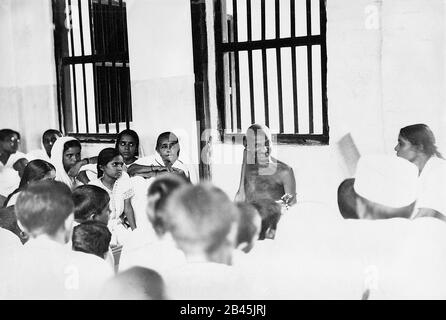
101;267;165;300
72;221;111;259
147;173;191;235
15;180;73;236
72;185;110;222
353;155;418;219
163;183;238;255
235;202;261;249
250;199;282;240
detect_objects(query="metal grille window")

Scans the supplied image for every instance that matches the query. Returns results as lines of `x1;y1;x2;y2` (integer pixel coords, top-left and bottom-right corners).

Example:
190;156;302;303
53;0;132;138
215;0;328;144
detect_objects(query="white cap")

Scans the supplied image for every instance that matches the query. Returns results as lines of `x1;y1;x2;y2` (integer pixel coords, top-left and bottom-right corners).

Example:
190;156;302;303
353;155;418;208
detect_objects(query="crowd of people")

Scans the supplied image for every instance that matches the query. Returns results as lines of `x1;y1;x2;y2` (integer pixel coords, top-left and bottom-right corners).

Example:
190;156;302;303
0;123;446;299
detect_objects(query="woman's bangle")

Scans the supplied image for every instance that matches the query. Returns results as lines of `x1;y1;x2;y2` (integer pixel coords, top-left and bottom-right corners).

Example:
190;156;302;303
84;158;89;165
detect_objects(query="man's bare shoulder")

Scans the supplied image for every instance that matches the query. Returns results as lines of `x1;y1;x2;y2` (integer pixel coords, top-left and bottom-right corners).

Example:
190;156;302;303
273;158;294;173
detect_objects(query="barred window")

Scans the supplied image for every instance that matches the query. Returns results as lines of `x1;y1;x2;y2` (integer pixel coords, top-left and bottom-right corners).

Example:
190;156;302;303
215;0;328;144
52;0;132;139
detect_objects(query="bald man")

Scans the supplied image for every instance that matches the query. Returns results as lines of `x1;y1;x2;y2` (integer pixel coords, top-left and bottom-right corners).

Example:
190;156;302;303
235;124;296;207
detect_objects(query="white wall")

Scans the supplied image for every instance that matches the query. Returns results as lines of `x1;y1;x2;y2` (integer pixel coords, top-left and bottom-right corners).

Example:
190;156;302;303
124;0;199;167
0;0;58;152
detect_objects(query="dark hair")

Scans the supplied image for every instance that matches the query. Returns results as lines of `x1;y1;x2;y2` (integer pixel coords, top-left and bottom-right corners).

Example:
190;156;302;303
72;220;111;259
42;129;62;143
4;160;56;208
250;199;282;240
400;124;443;159
156;132;179;151
97;148;120;178
63;139;81;153
102;267;166;300
147;173;190;235
72;185;110;222
164;183;238;254
115;129;140;157
337;178;359;219
235;202;260;248
0;129;20;141
15;180;73;236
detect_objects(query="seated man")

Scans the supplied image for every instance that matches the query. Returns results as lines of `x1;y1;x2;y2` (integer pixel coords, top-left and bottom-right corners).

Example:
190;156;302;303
72;221;112;260
0;180;113;299
235;124;297;207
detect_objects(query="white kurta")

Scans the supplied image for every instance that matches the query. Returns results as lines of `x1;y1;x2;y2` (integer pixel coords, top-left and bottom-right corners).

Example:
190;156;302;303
415;156;446;216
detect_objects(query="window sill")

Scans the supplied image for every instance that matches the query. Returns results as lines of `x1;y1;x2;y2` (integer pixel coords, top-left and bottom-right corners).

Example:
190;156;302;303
67;133;117;144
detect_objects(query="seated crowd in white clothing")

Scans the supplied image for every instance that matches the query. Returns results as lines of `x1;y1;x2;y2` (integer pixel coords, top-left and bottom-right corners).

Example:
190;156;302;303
1;123;446;299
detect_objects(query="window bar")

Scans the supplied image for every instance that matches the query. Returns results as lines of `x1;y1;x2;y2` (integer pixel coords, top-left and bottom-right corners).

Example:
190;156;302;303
109;0;119;133
275;0;284;133
68;0;79;133
247;0;255;125
88;0;100;133
228;18;234;132
98;1;109;133
290;0;299;133
122;2;130;129
100;2;110;132
232;0;242;132
78;0;90;133
261;0;269;128
115;2;123;128
320;0;328;137
306;0;314;134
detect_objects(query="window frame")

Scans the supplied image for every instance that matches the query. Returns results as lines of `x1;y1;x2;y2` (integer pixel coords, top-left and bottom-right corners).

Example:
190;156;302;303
214;0;329;145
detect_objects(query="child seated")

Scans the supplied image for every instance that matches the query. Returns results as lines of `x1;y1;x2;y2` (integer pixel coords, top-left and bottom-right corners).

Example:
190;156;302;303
72;185;111;225
72;221;112;260
51;137;91;189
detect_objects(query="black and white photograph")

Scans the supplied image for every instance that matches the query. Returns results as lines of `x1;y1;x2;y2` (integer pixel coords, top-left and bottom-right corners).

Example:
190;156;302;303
1;0;446;304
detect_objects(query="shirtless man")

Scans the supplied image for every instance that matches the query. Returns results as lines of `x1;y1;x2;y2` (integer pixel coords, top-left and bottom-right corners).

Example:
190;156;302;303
235;124;297;207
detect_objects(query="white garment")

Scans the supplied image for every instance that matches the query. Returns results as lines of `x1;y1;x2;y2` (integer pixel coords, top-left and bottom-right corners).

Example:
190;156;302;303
119;232;185;275
0;151;27;197
0;236;113;299
89;173;134;245
415;156;446;216
135;153;198;184
163;261;261;300
270;204;446;299
0;227;22;251
50;137;82;190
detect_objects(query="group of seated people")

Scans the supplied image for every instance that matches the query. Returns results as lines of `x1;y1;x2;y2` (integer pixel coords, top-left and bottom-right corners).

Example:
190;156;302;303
0;122;445;299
